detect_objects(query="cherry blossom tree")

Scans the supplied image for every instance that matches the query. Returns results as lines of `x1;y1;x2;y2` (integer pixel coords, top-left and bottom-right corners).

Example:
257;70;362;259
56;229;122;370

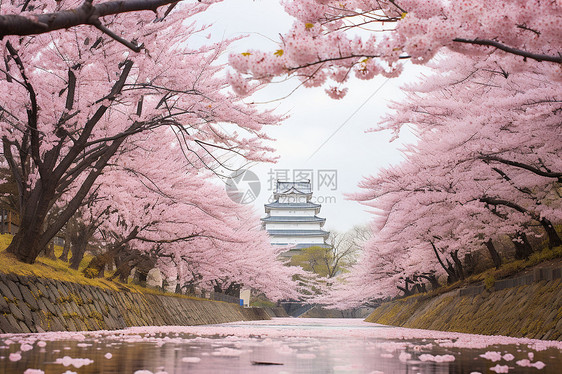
376;53;561;247
0;0;279;263
229;0;561;98
321;52;561;305
58;129;302;300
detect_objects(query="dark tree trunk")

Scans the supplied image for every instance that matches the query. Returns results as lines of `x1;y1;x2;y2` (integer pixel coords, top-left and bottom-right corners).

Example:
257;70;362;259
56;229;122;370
112;253;138;283
83;227;139;280
213;281;241;297
175;279;182;294
132;256;155;287
512;232;534;260
5;138;123;264
110;242;147;283
397;277;415;296
416;273;440;290
42;240;57;260
69;229;89;270
83;251;114;279
539;217;562;249
112;263;134;283
430;241;459;283
396;286;412;296
69;243;86;270
413;283;427;294
224;282;241;297
59;233;71;262
6;188;55;263
485;239;502;269
450;250;465;281
445;258;459;284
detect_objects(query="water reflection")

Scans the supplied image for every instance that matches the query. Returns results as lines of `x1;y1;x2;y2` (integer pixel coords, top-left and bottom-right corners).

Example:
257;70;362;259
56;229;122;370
0;318;561;373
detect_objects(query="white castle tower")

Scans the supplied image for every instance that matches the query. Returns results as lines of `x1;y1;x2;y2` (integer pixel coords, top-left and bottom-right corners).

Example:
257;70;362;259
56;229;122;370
262;181;330;257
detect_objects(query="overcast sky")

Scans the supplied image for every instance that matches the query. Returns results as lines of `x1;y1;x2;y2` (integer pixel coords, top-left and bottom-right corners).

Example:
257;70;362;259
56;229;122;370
195;0;425;232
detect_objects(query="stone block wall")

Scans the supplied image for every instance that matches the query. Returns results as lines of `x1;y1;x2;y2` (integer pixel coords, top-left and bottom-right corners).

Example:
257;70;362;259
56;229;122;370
263;307;290;317
0;273;269;334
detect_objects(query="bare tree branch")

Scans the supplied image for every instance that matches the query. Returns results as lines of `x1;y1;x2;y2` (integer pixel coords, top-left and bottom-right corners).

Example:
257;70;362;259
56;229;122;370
0;0;180;38
479;155;562;182
453;38;562;63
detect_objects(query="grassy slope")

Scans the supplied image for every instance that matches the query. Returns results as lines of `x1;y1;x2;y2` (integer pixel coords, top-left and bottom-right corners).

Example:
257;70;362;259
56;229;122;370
0;234;202;299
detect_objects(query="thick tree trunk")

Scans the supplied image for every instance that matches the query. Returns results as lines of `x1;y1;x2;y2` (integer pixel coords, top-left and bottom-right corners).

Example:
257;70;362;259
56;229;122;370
444;258;459;284
175;279;183;294
5;183;55;263
396;286;412;296
485;239;502;269
540;218;562;249
69;228;90;270
429;275;440;290
6;222;46;264
83;227;139;280
69;243;87;270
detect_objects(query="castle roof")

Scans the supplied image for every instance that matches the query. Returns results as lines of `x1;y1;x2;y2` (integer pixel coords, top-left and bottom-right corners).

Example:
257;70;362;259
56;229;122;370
261;216;325;223
264;202;320;210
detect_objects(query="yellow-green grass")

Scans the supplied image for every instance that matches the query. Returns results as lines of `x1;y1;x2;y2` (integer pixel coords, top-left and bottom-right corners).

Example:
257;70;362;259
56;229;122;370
0;234;202;300
0;234;126;291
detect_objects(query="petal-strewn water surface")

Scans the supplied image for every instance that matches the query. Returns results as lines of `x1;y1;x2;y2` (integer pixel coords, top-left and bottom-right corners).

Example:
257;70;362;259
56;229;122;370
1;318;561;373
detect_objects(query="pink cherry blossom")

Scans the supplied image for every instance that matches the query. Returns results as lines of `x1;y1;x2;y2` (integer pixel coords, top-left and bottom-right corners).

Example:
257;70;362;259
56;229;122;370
230;0;561;97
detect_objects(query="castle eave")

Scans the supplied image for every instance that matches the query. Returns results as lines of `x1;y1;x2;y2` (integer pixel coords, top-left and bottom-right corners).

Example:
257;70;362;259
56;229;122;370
266;229;330;237
264;202;321;210
261;216;326;223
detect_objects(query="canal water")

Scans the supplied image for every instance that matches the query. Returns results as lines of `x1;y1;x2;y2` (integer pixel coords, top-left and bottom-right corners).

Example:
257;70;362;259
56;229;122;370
1;318;561;373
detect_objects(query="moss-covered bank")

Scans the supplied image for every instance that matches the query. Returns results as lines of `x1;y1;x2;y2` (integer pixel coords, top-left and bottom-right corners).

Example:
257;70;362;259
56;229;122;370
365;278;562;340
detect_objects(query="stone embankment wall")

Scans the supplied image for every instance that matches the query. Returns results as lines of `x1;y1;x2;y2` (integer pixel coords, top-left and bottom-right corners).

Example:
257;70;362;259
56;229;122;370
263;307;290;317
0;273;269;334
365;269;562;340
